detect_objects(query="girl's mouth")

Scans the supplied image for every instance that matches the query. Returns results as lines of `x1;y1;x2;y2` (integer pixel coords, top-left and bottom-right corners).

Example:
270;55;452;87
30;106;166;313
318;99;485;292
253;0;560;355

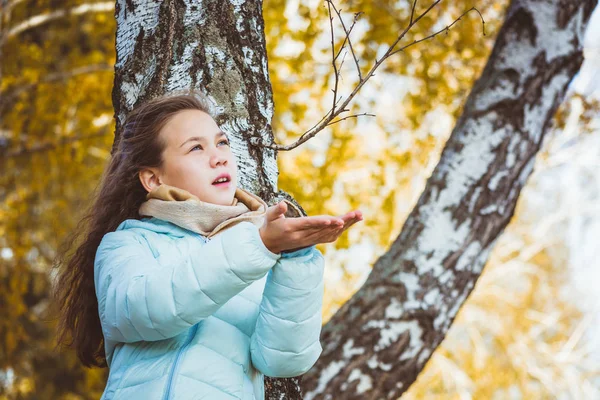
212;174;231;188
212;180;231;188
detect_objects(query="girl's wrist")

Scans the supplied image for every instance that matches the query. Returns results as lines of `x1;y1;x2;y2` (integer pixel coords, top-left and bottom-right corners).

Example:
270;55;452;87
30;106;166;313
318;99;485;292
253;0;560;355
259;228;281;255
282;246;308;253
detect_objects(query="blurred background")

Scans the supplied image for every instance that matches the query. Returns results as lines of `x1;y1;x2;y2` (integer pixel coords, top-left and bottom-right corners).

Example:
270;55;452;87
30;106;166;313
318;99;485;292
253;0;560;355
1;0;599;398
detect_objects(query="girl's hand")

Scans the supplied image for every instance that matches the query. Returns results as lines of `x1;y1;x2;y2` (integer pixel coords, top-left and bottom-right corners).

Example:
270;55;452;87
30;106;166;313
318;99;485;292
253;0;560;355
259;201;363;254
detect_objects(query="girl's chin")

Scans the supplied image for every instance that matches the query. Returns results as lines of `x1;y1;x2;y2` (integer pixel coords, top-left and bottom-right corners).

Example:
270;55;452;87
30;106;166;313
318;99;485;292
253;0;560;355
206;187;236;205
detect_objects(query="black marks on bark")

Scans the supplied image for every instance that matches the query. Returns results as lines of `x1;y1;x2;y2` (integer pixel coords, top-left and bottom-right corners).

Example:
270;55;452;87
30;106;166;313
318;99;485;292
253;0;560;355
581;0;598;23
171;0;190;62
153;0;178;93
111;21;150;154
506;7;538;46
557;0;580;28
557;0;596;29
115;1;122;22
190;44;210;89
488;68;521;96
124;0;135;15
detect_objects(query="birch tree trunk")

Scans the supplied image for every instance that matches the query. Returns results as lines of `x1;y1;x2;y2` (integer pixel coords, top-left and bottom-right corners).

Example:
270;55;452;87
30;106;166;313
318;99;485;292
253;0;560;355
301;0;597;398
111;0;305;397
110;0;596;399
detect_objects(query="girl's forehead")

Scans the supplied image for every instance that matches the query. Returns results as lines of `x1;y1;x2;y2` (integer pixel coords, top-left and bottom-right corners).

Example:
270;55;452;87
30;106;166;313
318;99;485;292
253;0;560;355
167;109;215;131
162;110;219;145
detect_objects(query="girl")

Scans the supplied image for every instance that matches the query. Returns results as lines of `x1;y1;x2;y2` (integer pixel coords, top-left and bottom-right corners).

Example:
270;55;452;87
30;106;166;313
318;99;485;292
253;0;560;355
54;89;362;400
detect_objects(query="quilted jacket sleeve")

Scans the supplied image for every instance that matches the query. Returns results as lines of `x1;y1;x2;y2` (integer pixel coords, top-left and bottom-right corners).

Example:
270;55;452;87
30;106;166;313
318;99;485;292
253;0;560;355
94;221;281;343
249;245;325;377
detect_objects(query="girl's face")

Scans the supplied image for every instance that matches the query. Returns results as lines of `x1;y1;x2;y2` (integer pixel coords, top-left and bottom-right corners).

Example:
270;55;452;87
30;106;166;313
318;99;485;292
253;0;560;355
143;109;238;206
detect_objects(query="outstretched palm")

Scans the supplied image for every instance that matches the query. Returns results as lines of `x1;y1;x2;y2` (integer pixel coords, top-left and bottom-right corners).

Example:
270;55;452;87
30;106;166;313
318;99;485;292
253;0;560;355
260;201;363;254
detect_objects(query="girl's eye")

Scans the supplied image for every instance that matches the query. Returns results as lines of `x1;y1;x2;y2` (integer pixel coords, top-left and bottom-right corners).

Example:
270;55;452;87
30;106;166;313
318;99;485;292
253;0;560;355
190;140;229;152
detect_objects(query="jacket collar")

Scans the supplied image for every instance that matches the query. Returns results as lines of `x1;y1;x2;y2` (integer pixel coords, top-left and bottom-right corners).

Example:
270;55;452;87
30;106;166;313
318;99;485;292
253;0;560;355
116;216;199;238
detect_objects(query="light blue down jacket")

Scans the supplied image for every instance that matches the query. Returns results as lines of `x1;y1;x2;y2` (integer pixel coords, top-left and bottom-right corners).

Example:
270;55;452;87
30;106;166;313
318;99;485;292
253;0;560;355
93;216;324;399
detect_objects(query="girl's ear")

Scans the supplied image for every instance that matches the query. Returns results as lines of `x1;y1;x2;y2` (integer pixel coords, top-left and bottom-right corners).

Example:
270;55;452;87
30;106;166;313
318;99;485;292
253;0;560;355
139;168;162;193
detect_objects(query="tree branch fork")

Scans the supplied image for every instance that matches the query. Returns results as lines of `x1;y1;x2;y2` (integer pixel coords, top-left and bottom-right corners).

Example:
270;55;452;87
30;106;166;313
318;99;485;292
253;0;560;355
256;0;484;152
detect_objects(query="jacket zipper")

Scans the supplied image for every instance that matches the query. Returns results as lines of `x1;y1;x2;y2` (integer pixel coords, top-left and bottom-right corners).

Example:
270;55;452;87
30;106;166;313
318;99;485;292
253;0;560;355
162;233;209;400
195;234;210;244
163;323;199;400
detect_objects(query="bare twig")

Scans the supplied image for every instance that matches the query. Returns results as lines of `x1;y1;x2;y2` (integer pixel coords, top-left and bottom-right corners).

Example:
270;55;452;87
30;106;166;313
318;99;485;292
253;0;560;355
327;0;341;117
0;0;113;85
325;112;376;127
262;0;484;152
1;1;114;46
331;7;363;81
1;0;27;18
388;7;486;58
409;0;418;25
0;0;26;86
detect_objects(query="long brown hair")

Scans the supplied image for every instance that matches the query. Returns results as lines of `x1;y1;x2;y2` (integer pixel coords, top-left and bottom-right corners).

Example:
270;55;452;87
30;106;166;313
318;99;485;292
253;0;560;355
52;89;216;367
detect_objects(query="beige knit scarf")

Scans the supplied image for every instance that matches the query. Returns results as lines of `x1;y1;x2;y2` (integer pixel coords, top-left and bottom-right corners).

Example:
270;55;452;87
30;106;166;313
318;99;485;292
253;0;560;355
138;183;300;239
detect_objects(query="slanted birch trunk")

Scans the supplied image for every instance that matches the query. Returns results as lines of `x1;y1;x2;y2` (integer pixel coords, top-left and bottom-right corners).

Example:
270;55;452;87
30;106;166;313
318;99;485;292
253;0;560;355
110;0;596;399
302;0;596;398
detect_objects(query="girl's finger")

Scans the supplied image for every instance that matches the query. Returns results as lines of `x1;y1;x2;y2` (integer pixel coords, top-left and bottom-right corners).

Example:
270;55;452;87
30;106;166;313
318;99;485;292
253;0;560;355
341;220;359;233
293;223;344;246
339;210;362;219
299;213;362;245
299;223;343;241
319;224;346;239
294;216;343;230
344;215;362;228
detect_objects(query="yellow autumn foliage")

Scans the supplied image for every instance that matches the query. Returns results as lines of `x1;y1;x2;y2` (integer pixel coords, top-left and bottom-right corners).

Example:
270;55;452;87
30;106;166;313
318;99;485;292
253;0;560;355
1;0;597;398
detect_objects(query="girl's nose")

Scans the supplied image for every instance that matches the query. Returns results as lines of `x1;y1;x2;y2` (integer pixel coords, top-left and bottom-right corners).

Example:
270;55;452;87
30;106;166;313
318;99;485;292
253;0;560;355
210;152;227;167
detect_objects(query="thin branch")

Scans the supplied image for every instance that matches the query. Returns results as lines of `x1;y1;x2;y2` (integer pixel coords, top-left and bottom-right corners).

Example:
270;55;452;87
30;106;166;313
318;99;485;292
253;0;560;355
386;0;441;59
327;0;341;116
337;48;347;81
333;12;362;64
325;112;376;127
409;0;418;25
331;5;363;81
1;2;114;45
0;0;29;84
264;0;484;152
388;7;486;58
1;0;27;17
